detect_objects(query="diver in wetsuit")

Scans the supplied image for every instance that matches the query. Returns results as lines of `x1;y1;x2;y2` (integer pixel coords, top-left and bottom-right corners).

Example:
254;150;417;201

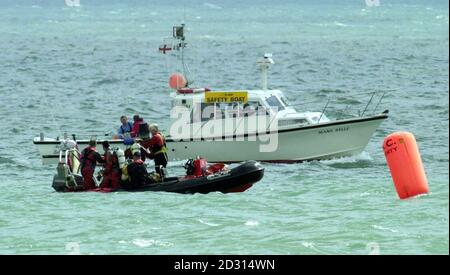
99;141;121;189
124;151;148;189
80;139;105;190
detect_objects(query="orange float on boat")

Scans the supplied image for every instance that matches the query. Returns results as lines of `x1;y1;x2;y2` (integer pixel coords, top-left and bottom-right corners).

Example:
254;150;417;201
383;132;429;199
169;73;187;89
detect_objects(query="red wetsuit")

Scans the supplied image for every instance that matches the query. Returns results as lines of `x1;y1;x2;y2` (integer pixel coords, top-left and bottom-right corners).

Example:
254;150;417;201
100;149;121;189
80;146;104;190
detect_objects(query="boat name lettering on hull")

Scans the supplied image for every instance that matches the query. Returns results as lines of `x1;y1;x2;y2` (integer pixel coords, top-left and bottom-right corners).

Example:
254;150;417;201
318;127;349;134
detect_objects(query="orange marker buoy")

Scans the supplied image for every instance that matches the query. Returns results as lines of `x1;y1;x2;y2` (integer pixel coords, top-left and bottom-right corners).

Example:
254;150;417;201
383;132;429;199
168;73;187;89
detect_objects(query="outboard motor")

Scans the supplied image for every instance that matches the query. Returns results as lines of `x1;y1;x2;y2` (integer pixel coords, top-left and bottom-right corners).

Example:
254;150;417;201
52;147;84;192
56;162;69;179
193;157;207;176
52;162;70;192
52;161;83;191
184;157;207;177
184;159;195;176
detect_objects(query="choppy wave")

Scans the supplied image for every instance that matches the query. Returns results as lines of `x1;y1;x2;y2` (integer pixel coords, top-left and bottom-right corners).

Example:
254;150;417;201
132;239;173;248
203;3;222;10
198;219;220;227
0;156;13;165
0;0;448;255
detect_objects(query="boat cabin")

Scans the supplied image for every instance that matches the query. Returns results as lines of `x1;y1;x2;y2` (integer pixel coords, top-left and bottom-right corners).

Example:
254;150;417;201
169;89;329;138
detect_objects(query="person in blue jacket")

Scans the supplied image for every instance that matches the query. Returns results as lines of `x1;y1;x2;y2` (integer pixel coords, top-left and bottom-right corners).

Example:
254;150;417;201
117;115;133;139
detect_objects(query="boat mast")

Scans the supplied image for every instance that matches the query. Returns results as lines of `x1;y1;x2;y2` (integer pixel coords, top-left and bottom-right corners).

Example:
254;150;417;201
257;53;274;91
173;24;192;86
159;24;193;87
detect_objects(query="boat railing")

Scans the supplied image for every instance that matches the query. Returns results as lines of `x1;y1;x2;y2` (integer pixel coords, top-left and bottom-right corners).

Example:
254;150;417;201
54;132;111;141
289;90;388;120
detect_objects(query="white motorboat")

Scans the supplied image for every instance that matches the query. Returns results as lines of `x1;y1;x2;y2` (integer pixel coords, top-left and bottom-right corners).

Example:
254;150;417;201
34;24;388;164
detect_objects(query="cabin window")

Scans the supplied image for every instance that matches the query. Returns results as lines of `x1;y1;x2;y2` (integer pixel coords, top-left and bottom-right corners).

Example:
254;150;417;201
266;95;285;111
201;103;216;122
215;102;267;118
191;101;269;123
215;103;229;119
295;118;308;125
278;118;309;127
191;103;214;123
226;102;241;118
235;102;267;117
241;101;264;117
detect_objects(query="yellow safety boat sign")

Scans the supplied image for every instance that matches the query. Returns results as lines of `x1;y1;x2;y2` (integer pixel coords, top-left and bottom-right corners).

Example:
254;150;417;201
205;91;248;103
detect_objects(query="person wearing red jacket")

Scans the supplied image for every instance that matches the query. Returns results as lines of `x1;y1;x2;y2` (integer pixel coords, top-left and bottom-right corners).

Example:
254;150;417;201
148;124;168;174
131;115;147;138
100;141;121;189
80;140;104;190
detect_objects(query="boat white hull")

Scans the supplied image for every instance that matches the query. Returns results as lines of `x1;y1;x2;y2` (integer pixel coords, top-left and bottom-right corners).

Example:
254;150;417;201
34;114;387;164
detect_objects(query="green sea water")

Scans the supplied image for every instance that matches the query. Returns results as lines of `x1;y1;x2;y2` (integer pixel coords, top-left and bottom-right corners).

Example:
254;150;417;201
0;0;448;254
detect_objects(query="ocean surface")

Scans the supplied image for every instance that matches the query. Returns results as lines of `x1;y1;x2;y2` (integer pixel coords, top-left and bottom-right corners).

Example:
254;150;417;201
0;0;448;254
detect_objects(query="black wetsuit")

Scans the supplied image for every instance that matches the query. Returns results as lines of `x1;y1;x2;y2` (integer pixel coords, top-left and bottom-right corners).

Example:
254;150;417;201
125;160;148;189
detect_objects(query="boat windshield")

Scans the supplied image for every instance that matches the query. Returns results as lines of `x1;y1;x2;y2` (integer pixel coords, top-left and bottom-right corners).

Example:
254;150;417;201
191;102;269;123
280;96;290;107
266;95;285;111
